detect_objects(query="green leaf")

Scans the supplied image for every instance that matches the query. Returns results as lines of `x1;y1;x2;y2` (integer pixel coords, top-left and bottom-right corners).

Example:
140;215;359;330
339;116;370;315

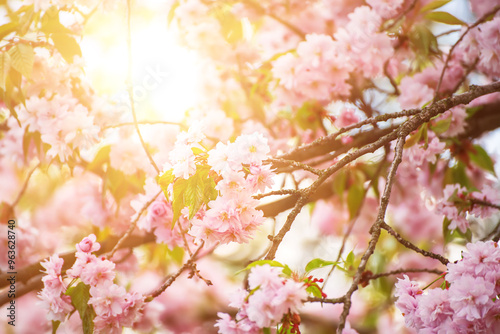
425;11;466;25
0;51;11;91
158;169;174;192
65;282;95;334
468;145;496;175
8;43;34;78
168;246;185;266
52;320;61;334
0;22;18;41
51;33;82;63
17;5;34;36
185;173;205;219
306;284;324;298
172;178;188;226
420;0;452;12
305;258;337;273
431;117;451;135
214;6;243;44
404;124;428;148
332;169;347;203
167;1;180;26
263;328;271;334
282;264;292;277
347;183;365;219
41;7;72;35
235;260;284;275
86;145;110;173
191;146;205;155
409;24;439;61
345;251;355;266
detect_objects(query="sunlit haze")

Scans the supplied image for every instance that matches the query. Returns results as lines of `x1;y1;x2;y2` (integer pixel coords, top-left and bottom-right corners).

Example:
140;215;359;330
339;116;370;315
81;2;203;122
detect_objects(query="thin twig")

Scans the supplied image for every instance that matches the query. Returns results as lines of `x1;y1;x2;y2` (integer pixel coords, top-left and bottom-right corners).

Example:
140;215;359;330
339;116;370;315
108;190;162;259
267;157;322;175
381;222;449;265
434;6;500;101
145;240;206;301
253;189;300;200
307;296;344;304
104;120;185;130
364;268;444;281
11;162;40;208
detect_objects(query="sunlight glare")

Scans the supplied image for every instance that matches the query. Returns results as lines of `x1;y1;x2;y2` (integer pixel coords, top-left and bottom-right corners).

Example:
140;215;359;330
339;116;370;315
80;4;203;123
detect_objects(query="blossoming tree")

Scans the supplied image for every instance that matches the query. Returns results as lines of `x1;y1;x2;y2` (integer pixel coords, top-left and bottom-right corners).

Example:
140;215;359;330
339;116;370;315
1;0;500;333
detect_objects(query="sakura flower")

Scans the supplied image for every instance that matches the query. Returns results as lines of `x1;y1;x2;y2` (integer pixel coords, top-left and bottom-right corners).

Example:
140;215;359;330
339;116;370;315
38;290;74;322
233;133;270;165
76;234;101;253
80;258;116;287
89;284;128;317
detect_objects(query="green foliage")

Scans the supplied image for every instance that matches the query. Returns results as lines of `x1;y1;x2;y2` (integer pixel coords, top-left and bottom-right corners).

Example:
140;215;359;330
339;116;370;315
419;0;452;12
65;282;95;334
430;116;452;135
0;51;11;90
51;33;82;63
409;24;439;68
52;320;61;334
404;124;428;148
468;144;496;175
425;11;466;26
443;217;472;245
8;43;34;78
347;181;365;219
162;165;218;227
305;258;338;274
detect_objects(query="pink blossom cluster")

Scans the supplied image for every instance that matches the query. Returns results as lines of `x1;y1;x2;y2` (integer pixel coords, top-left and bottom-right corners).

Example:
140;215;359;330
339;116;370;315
398;61;465;109
395;240;500;333
366;0;404;19
132;178;191;248
39;235;144;333
215;264;308;333
271;33;353;108
38;255;74;322
15;94;99;162
334;6;394;78
191;133;275;244
436;183;500;233
404;136;446;167
174;0;233;62
459;16;500;78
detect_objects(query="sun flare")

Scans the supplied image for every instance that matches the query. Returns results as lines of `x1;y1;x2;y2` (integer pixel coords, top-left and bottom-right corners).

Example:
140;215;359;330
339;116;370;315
80;3;203;122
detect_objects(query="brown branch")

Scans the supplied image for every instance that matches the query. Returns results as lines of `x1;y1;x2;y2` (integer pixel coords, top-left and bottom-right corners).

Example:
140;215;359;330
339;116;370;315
364;268;444;281
381;222;449;265
470;198;500;211
267;157;322;175
337;135;406;333
307;296;344;304
253;189;300;200
323;149;388;289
